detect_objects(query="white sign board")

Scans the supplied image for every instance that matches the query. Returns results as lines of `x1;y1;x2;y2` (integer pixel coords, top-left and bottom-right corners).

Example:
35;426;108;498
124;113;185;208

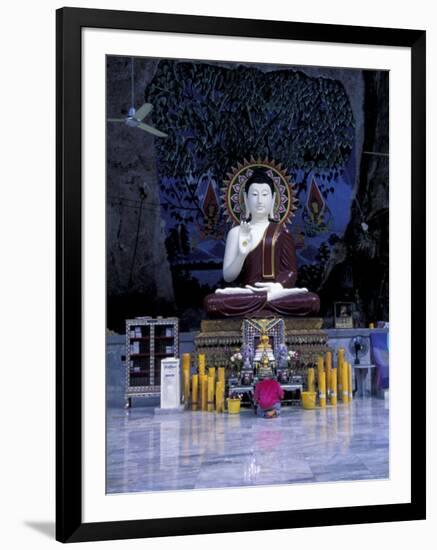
160;357;181;409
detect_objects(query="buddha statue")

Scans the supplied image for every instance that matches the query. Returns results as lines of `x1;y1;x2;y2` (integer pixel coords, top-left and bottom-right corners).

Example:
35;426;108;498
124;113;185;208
258;333;272;351
253;349;276;380
253;333;275;362
204;164;320;318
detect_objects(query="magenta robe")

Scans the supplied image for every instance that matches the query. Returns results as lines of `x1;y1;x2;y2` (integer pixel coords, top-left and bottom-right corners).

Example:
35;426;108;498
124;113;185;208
204;222;320;318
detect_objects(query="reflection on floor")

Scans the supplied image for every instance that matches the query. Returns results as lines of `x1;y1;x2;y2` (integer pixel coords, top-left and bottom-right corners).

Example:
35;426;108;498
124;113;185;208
106;397;388;494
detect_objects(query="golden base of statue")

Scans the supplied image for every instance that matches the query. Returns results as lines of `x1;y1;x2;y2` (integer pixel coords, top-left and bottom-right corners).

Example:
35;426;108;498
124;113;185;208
195;317;329;370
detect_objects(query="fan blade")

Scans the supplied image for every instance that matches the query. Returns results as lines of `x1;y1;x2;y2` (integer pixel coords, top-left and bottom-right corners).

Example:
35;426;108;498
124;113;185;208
137;122;168;138
133;103;153;121
107;118;125;122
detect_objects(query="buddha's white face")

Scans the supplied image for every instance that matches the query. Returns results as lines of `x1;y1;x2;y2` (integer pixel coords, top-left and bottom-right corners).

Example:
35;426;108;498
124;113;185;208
245;183;275;221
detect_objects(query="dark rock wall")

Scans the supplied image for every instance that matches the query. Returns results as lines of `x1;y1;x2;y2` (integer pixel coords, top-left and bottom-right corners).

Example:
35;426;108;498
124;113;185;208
106;57;174;330
318;70;389;326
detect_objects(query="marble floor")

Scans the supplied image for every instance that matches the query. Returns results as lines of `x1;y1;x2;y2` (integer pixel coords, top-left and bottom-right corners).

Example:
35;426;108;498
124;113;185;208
106;397;389;494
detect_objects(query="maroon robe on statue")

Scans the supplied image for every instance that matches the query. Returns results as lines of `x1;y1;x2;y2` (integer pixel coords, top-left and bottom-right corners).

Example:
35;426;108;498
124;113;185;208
204;222;320;318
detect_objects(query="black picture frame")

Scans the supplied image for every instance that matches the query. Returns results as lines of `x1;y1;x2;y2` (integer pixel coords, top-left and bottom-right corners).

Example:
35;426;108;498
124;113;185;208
56;7;426;543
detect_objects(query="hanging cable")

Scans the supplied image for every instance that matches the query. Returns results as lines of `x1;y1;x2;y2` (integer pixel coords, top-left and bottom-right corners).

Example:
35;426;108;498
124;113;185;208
131;56;134;108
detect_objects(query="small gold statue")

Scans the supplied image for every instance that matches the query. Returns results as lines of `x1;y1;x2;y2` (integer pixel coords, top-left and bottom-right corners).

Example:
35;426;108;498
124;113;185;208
257;333;272;352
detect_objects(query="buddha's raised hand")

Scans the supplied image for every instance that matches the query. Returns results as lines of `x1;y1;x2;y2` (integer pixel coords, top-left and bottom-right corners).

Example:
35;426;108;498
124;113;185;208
238;221;253;256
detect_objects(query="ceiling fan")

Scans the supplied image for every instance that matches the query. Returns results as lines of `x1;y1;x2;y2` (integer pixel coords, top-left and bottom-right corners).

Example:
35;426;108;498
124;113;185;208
107;103;168;137
107;57;168;138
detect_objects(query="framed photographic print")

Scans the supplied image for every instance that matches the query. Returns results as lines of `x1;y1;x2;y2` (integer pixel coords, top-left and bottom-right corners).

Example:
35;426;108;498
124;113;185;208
56;7;426;543
334;302;354;329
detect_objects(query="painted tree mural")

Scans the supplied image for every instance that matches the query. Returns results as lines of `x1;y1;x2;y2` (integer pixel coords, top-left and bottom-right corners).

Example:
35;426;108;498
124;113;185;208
146;60;354;221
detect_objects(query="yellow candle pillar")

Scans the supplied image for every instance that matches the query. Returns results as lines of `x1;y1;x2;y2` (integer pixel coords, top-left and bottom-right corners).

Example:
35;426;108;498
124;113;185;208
191;374;199;411
217;368;225;413
317;355;326;402
198;354;206;377
218;367;225;386
217;367;226;396
182;353;191;405
307;367;315;393
183;370;190;406
182;352;190;371
325;351;332;399
207;375;215;412
341;360;349;403
215;381;224;413
337;348;345;400
330;368;337;406
200;374;208;411
319;371;326;408
208;367;216;382
316;355;324;382
219;382;225;412
215;381;220;413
